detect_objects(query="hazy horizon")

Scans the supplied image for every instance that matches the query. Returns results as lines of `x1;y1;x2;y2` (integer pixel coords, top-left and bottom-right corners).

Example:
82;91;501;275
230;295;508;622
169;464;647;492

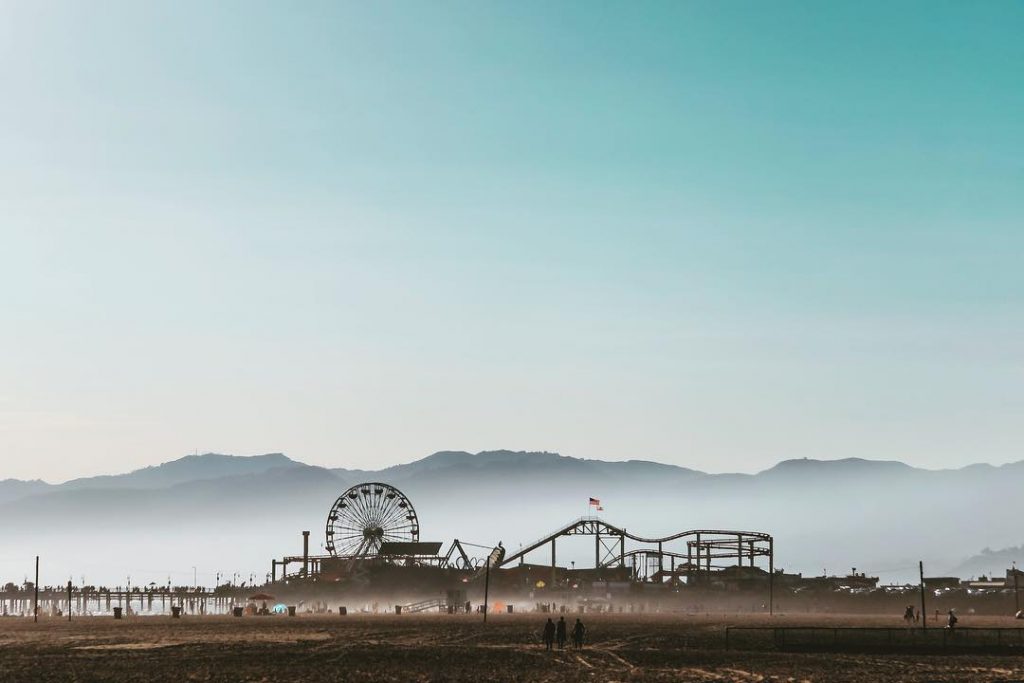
3;447;1022;588
3;1;1023;482
6;447;1024;486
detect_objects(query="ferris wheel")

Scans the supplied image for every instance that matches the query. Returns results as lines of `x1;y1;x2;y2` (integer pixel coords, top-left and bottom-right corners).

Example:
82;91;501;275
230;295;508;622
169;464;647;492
325;483;420;558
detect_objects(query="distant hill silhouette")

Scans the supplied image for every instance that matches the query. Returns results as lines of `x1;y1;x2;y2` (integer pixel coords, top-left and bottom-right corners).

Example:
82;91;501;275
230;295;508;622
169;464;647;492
0;478;53;505
1;450;1021;585
368;450;705;487
59;452;299;491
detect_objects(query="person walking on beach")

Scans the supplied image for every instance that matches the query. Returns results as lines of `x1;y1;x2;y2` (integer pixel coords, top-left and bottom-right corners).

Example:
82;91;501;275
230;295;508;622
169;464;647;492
556;616;567;649
542;618;555;651
572;618;586;650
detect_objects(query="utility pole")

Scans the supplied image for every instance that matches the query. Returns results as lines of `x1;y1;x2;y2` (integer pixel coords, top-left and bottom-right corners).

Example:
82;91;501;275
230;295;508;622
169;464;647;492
302;531;310;577
34;556;39;623
1014;562;1020;614
67;580;72;622
483;557;491;624
919;561;927;631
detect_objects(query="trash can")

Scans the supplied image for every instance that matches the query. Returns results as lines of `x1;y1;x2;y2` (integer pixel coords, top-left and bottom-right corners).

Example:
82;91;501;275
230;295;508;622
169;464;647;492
113;607;123;620
394;605;402;615
287;605;296;617
339;606;347;616
171;606;181;619
232;607;243;617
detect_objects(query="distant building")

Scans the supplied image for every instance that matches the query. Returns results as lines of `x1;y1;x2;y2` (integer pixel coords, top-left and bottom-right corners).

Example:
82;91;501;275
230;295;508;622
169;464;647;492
798;570;879;591
963;574;1005;589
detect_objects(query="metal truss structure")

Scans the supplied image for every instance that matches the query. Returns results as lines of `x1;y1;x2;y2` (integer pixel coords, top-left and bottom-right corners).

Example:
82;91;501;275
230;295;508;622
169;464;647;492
271;490;775;613
498;517;774;595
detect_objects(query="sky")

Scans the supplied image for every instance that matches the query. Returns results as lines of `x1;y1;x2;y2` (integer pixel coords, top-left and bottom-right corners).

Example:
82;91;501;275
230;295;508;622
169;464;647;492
1;0;1022;482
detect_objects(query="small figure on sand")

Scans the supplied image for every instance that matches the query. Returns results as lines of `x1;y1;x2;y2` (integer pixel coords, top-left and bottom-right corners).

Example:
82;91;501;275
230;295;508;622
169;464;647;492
903;605;914;625
542;618;555;651
556;616;567;649
946;609;958;629
572;618;586;650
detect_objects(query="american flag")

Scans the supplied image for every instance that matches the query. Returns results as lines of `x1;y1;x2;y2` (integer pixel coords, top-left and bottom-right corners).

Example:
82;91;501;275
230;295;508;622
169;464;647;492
589;497;600;506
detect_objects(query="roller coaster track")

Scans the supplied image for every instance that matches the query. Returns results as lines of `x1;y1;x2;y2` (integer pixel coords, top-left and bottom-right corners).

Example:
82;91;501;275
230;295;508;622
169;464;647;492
498;517;771;568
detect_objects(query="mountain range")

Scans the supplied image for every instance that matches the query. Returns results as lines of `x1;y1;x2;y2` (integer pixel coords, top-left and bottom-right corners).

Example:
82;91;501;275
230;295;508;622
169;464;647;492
2;450;1021;586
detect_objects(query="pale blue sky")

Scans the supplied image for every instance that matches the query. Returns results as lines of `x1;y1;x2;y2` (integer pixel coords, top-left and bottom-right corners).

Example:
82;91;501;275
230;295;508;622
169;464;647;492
1;1;1022;481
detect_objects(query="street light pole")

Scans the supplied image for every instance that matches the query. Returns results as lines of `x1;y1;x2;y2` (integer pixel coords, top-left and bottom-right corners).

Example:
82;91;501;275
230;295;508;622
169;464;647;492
919;561;927;631
483;557;491;624
1014;562;1020;614
33;556;39;623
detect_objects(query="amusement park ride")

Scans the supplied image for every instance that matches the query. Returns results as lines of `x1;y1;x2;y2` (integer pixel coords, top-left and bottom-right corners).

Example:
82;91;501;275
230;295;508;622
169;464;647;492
271;482;776;601
272;483;498;582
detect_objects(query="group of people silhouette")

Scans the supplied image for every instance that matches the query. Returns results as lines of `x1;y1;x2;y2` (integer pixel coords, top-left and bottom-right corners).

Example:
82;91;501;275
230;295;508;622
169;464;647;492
542;616;585;651
904;604;959;629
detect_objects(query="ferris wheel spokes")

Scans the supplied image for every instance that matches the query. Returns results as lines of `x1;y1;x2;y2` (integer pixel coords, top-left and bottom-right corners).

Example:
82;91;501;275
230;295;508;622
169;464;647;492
324;482;420;558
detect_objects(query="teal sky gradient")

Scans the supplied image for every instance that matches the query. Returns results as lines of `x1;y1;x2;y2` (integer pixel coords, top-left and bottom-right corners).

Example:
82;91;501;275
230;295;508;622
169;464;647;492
1;1;1022;480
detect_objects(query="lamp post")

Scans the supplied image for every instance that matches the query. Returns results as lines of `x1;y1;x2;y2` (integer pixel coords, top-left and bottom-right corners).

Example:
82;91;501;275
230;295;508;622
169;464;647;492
918;561;927;631
482;557;491;623
33;556;39;623
1014;562;1020;614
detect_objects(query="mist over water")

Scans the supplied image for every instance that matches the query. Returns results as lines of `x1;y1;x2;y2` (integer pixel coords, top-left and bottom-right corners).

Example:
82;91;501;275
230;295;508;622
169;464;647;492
3;451;1021;588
